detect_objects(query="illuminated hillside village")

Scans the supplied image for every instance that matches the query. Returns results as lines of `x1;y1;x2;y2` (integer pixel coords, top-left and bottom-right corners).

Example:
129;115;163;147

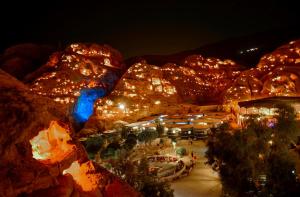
1;40;300;197
30;40;300;129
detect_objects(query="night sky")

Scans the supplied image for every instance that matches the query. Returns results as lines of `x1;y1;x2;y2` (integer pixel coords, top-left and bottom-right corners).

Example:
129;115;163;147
1;0;299;58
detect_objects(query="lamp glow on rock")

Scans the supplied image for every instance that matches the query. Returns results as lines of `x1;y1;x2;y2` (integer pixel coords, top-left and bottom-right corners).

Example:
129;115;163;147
30;121;75;164
118;103;125;110
63;160;100;192
154;100;161;105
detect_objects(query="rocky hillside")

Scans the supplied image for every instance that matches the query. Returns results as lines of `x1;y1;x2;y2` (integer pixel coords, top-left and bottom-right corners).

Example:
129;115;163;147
29;43;125;105
0;43;55;81
0;70;140;197
79;55;241;133
1;39;299;133
224;40;300;102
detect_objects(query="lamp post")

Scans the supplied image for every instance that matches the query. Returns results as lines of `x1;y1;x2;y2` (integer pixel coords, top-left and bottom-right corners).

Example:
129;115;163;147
172;140;176;155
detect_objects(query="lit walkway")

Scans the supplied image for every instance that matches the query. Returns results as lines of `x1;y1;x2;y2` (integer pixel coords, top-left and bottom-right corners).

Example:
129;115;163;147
171;141;221;197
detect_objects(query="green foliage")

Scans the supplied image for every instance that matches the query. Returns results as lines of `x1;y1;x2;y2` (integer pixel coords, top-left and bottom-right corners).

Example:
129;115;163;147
157;124;165;137
155;118;165;137
274;103;299;145
123;134;137;150
138;129;158;144
121;126;132;139
101;142;121;159
135;157;173;197
87;152;96;160
140;179;174;197
176;147;187;157
82;135;104;159
159;138;164;145
266;150;299;196
109;150;174;197
109;150;135;181
206;103;300;196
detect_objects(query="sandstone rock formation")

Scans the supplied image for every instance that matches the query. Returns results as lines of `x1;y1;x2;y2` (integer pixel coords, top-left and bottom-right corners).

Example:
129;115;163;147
0;70;139;197
90;56;242;131
94;60;181;125
165;55;241;104
0;43;55;80
224;40;300;102
29;43;125;105
4;40;299;134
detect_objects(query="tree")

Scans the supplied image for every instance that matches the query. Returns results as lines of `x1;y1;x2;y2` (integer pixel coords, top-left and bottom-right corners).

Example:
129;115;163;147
111;154;174;197
206;103;300;196
138;129;158;145
121;126;132;139
82;135;104;159
140;178;174;197
266;149;299;196
274;102;299;146
123;134;137;150
101;141;121;159
109;149;136;182
157;124;165;137
155;118;165;137
176;147;187;157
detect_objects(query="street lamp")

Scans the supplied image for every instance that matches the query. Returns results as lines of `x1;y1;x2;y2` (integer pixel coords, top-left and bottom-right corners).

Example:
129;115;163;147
172;141;177;155
118;103;125;110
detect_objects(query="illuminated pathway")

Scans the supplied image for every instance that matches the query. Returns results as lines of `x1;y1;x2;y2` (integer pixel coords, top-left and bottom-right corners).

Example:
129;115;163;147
171;140;222;197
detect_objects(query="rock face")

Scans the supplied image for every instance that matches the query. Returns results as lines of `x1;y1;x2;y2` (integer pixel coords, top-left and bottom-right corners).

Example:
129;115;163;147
224;40;300;102
0;70;139;197
91;56;242;130
29;43;126;123
94;60;181;125
165;55;241;104
0;70;72;196
23;40;299;133
0;43;55;81
91;41;300;132
29;43;125;105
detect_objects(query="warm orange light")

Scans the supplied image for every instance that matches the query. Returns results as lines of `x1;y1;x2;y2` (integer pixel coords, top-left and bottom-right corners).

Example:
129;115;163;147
30;121;75;164
63;161;100;191
88;80;97;88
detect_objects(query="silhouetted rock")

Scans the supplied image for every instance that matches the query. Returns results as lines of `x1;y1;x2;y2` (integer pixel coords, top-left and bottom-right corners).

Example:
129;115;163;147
0;70;139;197
0;43;55;80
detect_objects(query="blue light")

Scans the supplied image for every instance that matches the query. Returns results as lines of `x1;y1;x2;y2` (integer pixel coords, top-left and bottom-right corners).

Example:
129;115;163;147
73;88;106;123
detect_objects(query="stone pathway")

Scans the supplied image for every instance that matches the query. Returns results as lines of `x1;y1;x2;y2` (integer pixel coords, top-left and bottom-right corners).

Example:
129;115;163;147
171;141;222;197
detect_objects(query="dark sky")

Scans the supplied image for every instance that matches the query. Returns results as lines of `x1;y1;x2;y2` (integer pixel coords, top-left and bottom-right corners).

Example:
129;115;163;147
0;0;299;58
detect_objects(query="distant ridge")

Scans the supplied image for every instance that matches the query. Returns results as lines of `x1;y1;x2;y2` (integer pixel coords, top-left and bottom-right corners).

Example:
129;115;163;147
126;25;300;68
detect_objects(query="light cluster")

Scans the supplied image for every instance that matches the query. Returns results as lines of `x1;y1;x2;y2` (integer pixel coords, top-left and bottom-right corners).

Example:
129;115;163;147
95;61;180;121
239;47;259;54
95;55;241;122
28;40;300;125
164;55;241;103
225;40;300;102
30;43;123;104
